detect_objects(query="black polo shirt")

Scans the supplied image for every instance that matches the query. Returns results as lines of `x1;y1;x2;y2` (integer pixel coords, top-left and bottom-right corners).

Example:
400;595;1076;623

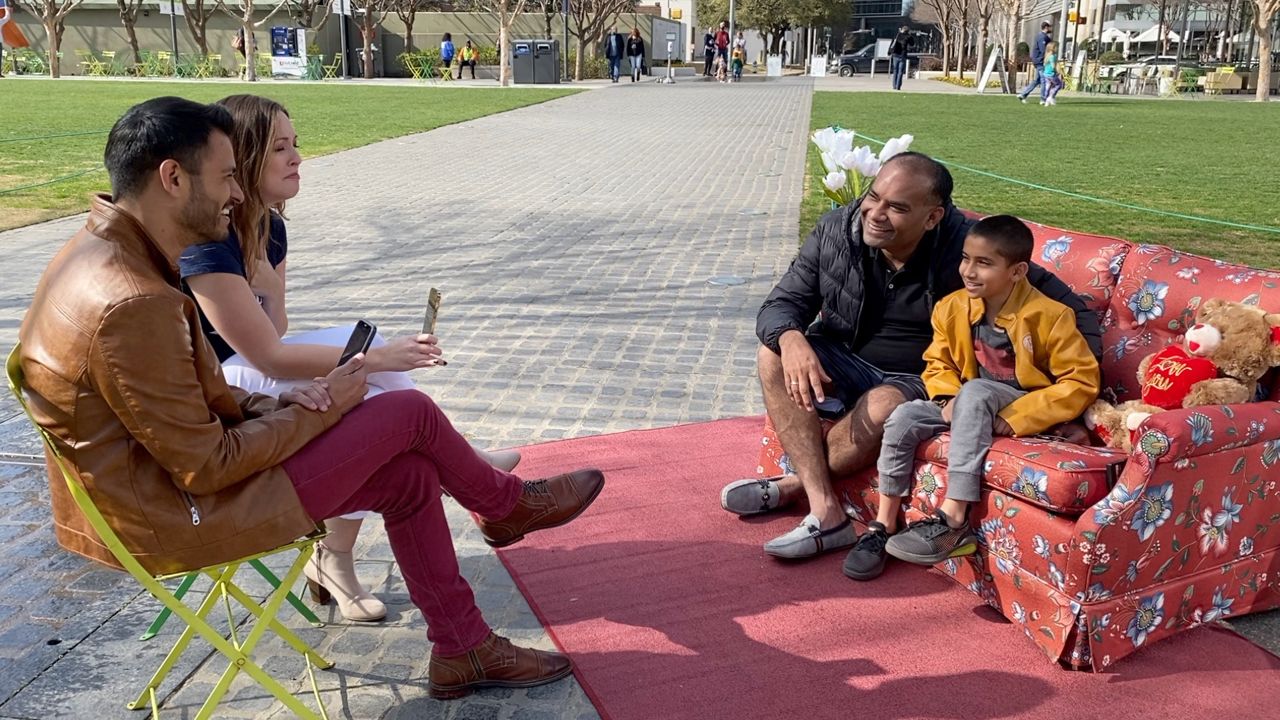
851;245;935;375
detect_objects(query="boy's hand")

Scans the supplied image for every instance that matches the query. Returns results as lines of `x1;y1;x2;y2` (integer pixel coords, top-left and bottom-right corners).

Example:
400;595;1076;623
993;417;1015;436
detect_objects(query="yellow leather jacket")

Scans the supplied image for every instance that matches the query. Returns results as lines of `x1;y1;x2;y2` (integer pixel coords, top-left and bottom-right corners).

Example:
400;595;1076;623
923;278;1100;436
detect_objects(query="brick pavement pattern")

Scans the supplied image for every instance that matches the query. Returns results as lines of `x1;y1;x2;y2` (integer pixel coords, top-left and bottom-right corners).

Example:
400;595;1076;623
0;78;814;718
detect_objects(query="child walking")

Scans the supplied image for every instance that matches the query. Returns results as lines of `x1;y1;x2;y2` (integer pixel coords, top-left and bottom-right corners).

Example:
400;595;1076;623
1042;41;1064;105
731;46;745;81
843;215;1100;581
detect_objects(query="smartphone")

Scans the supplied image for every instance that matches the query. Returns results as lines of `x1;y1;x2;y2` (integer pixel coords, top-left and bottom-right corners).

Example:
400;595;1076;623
422;288;442;335
337;320;376;368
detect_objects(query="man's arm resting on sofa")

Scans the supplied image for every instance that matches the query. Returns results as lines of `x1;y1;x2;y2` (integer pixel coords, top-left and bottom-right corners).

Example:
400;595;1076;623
89;296;343;496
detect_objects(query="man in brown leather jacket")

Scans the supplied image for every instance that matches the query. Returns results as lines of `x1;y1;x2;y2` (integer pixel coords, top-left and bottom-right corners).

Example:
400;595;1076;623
19;97;604;700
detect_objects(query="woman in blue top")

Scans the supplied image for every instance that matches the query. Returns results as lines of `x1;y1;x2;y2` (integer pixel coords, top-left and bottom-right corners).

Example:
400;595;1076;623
179;95;519;623
441;33;455;72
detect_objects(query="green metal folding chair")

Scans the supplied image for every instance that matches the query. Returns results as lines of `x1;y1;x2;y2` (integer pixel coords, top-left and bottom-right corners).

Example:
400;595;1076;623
7;345;333;719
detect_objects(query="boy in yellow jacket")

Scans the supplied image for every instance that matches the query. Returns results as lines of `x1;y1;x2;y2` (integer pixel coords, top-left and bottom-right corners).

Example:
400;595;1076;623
844;215;1100;580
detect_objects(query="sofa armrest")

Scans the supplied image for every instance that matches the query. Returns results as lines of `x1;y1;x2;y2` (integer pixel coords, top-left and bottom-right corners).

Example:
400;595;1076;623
1066;402;1280;598
1129;402;1280;463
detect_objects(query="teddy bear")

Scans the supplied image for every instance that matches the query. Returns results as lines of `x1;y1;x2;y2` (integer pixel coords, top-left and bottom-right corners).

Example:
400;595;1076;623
1086;299;1280;450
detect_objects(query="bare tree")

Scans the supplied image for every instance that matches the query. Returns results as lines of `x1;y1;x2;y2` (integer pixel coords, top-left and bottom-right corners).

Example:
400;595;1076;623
182;0;218;54
570;0;633;80
536;0;558;39
393;0;429;52
468;0;531;85
115;0;144;65
349;0;386;78
285;0;332;29
216;0;290;81
972;0;996;81
1251;0;1278;100
918;0;955;75
30;0;83;77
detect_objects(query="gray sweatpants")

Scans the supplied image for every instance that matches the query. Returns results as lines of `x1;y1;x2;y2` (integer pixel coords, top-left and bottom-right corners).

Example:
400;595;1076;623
877;378;1026;503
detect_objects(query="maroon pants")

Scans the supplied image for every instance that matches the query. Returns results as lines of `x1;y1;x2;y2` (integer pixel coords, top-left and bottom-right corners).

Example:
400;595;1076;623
282;390;522;656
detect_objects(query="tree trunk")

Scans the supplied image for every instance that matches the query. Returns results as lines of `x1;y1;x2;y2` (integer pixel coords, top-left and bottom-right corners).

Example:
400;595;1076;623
977;19;988;84
123;18;142;64
44;21;61;77
499;22;510;85
362;24;374;78
403;16;415;53
1254;10;1274;101
245;21;257;81
574;35;584;80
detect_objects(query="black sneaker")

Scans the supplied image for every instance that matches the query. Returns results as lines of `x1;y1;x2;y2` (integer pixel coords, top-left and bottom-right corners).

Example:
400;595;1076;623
884;510;978;565
843;521;891;581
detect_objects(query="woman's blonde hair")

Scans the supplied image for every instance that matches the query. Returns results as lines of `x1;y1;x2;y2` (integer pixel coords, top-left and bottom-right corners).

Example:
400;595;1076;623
215;94;289;279
1045;41;1058;54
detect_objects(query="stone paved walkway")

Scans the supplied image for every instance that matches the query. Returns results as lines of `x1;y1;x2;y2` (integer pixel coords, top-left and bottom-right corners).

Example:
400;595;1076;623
2;76;1277;720
0;77;814;719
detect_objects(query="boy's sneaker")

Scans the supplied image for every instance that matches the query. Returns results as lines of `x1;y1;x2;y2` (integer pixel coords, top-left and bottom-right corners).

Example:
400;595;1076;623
885;510;978;565
842;521;891;580
1019;96;1027;104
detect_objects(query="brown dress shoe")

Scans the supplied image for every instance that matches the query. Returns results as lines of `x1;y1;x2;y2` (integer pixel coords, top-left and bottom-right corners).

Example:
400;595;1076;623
428;632;573;699
477;468;605;548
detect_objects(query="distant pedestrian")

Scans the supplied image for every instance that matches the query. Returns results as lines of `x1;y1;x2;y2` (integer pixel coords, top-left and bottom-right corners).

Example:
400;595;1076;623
715;22;730;62
604;26;625;83
731;46;745;81
626;28;645;83
1019;22;1052;103
889;24;913;90
703;27;715;76
456;40;478;79
1041;41;1064;106
440;33;455;73
734;30;746;54
714;54;727;83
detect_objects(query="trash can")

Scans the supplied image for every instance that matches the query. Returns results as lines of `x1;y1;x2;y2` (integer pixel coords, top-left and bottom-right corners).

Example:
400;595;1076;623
512;39;536;84
532;39;560;84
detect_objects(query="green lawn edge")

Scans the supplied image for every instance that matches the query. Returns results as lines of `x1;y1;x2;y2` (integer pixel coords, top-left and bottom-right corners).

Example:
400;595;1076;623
801;92;1280;269
0;80;581;231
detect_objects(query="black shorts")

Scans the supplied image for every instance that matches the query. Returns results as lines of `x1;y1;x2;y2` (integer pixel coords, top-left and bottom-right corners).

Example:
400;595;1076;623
805;333;927;415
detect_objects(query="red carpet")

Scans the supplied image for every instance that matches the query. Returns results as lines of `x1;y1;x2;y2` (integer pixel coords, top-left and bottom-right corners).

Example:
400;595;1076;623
498;416;1280;720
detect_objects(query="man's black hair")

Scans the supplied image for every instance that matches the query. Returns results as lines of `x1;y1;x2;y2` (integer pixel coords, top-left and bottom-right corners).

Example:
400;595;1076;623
881;151;954;207
103;96;235;202
1042;22;1052;30
968;214;1034;265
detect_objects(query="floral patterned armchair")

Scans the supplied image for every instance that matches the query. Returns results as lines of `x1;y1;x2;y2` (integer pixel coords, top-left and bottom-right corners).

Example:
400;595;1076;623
756;218;1280;670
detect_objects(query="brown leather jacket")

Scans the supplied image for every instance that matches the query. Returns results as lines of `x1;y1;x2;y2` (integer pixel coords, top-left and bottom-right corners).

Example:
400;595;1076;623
19;196;342;576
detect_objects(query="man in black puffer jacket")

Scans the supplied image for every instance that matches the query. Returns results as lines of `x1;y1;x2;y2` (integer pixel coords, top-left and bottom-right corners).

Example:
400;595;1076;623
720;153;1101;563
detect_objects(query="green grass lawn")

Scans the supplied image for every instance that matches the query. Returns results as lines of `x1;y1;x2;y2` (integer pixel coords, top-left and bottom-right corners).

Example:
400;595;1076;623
803;92;1280;269
0;80;578;230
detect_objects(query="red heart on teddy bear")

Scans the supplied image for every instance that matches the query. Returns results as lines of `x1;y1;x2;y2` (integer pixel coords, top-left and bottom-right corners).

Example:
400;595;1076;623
1141;344;1218;410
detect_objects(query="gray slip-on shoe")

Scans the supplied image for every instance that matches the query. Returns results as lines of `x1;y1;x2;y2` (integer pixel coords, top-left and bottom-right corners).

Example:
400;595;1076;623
721;476;785;516
763;514;857;559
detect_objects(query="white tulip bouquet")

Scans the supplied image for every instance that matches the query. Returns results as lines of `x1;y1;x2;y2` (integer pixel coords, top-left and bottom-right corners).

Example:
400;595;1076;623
811;127;915;207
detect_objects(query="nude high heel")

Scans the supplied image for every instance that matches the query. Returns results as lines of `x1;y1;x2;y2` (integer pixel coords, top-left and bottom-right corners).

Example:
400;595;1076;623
304;544;387;623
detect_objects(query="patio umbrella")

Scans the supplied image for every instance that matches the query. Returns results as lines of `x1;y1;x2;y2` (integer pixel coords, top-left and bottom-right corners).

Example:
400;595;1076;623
1101;27;1132;56
1133;25;1181;44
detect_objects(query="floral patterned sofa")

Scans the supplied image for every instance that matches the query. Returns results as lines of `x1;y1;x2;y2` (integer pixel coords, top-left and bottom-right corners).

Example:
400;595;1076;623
756;216;1280;671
